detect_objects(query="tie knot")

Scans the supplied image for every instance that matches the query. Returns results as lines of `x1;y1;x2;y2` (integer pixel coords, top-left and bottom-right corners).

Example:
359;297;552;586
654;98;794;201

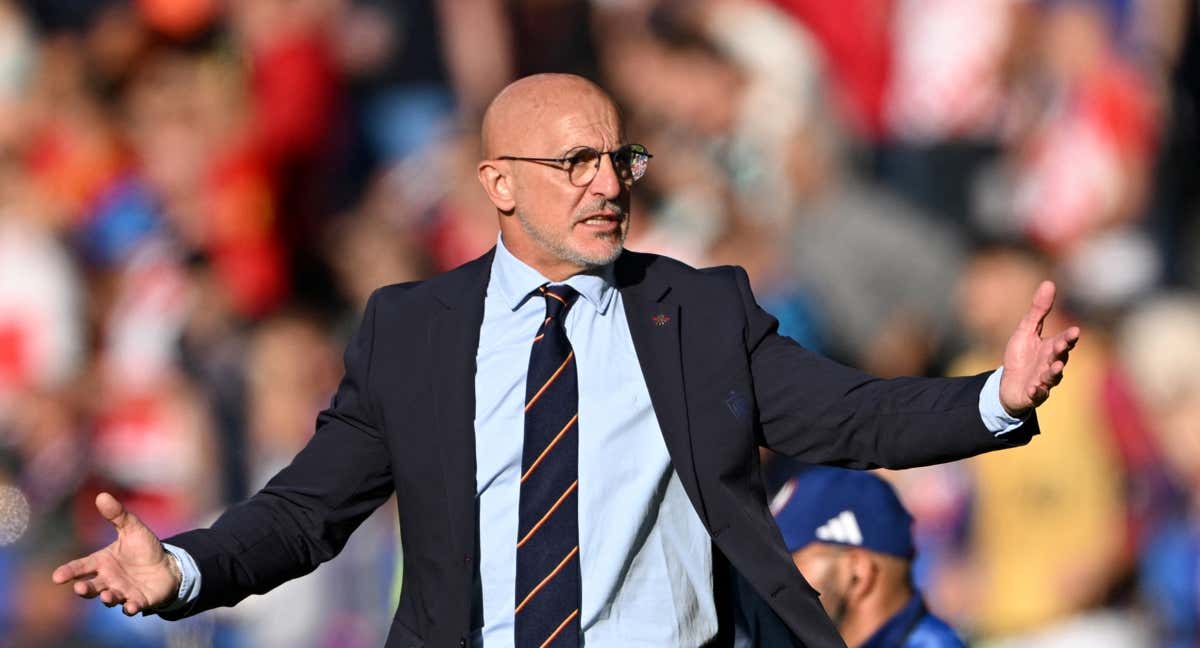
538;284;580;319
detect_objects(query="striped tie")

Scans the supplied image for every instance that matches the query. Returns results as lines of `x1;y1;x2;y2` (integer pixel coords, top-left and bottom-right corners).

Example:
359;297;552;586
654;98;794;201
515;284;582;648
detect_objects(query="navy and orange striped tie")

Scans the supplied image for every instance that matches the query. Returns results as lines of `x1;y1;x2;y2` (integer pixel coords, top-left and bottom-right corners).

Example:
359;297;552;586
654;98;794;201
515;284;582;648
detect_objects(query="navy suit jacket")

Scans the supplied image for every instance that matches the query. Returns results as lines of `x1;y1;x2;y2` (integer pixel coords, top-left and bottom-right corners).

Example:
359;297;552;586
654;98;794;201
161;249;1037;647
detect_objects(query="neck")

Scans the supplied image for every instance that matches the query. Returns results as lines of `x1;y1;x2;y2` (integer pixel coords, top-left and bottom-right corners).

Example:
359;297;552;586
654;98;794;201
498;232;609;283
841;587;913;648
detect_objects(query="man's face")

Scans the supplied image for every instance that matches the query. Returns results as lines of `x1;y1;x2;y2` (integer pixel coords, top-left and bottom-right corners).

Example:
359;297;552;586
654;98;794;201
503;93;631;275
792;543;854;625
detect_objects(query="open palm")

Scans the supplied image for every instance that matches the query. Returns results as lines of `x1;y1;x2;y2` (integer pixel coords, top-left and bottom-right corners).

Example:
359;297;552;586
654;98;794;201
998;280;1081;418
51;492;180;616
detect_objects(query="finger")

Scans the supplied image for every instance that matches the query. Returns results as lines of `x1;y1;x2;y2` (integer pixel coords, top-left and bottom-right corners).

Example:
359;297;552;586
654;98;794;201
1052;328;1080;353
1040;362;1065;387
74;579;104;599
1038;357;1065;380
123;600;143;616
1018;281;1057;336
52;556;98;584
1048;339;1075;362
100;589;125;607
95;492;133;531
1046;346;1070;370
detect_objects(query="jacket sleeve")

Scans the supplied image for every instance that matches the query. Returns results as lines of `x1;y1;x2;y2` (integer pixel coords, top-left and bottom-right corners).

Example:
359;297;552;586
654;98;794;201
734;266;1037;468
157;289;395;619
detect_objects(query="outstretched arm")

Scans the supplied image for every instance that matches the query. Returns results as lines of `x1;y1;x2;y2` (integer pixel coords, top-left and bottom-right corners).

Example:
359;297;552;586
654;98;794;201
736;266;1041;468
153;288;395;618
54;288;397;620
998;280;1080;418
51;493;181;616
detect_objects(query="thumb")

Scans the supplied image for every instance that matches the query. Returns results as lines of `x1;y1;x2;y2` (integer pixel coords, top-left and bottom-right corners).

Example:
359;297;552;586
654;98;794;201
1019;280;1057;335
95;492;135;532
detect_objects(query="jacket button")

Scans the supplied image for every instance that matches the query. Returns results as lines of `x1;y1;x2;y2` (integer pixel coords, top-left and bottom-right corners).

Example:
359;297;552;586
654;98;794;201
459;639;467;647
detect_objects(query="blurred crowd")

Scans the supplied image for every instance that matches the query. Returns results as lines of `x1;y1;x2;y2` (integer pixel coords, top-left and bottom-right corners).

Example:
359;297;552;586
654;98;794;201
0;0;1196;646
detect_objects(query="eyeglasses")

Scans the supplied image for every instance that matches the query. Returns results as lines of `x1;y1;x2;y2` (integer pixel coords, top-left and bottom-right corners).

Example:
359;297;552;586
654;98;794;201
497;144;652;187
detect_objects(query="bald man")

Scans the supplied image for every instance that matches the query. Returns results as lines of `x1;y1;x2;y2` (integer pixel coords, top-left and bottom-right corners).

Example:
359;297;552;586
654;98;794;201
54;74;1080;648
773;467;966;648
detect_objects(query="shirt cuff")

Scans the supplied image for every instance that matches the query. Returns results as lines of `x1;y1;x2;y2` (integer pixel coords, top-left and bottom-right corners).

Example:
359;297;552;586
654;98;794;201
154;543;201;612
979;366;1027;436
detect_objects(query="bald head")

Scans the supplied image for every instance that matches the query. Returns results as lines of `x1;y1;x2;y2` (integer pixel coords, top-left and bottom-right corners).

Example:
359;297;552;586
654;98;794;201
481;74;620;159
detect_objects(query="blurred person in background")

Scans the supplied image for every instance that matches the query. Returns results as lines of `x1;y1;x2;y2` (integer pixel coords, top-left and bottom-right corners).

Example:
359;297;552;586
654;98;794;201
772;466;966;647
906;241;1145;647
53;72;1080;648
0;161;84;423
324;185;434;313
219;311;395;648
339;0;511;165
1118;296;1200;648
1002;0;1161;313
876;0;1025;224
779;91;965;378
1142;0;1200;290
766;0;892;148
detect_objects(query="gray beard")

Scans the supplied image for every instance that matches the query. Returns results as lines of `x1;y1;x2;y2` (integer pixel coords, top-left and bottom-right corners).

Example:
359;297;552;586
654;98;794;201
515;209;626;269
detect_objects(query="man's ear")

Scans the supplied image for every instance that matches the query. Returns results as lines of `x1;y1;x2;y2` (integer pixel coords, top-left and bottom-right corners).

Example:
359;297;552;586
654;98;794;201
477;161;516;212
845;549;877;603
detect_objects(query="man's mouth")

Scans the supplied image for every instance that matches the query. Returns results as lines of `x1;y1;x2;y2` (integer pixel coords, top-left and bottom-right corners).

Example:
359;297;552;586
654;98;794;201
577;212;624;227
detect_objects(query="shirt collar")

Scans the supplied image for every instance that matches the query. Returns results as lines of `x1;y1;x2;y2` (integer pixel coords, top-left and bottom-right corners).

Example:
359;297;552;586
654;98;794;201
491;234;617;315
860;594;927;648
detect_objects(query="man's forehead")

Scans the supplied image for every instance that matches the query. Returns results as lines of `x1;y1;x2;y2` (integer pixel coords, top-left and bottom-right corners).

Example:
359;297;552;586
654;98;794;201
481;74;622;156
540;103;622;149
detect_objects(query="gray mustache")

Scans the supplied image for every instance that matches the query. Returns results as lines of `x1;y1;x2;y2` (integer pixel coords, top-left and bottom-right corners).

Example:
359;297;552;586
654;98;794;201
577;201;626;221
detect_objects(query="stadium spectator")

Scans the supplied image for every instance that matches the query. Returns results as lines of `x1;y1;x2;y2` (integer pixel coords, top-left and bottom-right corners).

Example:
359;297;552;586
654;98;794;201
771;465;967;647
1118;296;1200;648
0;0;1185;645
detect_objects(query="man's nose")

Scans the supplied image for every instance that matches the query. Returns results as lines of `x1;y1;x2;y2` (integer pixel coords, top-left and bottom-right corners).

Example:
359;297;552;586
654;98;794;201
589;153;622;199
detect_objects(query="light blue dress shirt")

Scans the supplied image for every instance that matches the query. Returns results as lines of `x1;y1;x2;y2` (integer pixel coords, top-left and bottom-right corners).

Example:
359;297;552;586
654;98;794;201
471;237;717;647
163;236;1025;646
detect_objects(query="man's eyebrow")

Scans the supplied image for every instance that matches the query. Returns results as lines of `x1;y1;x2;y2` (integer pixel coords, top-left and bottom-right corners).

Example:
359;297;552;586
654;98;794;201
561;143;631;155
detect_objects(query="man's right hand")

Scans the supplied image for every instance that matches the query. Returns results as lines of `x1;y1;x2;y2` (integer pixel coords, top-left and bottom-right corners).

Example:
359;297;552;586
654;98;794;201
51;492;181;616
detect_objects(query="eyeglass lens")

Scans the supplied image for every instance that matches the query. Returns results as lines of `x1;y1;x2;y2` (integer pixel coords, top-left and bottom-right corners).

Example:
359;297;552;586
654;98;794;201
566;145;650;186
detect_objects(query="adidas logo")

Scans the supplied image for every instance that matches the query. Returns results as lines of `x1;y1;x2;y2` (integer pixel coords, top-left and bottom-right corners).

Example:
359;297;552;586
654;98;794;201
815;510;863;546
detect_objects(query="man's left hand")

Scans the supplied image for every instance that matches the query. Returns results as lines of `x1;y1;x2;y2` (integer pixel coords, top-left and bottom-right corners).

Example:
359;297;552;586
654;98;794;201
999;280;1081;418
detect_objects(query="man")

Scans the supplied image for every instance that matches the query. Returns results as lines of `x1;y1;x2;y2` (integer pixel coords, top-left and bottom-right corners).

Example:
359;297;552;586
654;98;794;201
52;74;1079;647
772;466;966;647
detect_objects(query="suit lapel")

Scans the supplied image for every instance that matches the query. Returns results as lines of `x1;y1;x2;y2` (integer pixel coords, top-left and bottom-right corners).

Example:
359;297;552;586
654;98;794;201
428;249;494;555
616;253;707;522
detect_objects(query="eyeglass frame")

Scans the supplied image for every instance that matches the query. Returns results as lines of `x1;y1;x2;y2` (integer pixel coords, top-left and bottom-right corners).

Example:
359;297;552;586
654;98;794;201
495;143;653;187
